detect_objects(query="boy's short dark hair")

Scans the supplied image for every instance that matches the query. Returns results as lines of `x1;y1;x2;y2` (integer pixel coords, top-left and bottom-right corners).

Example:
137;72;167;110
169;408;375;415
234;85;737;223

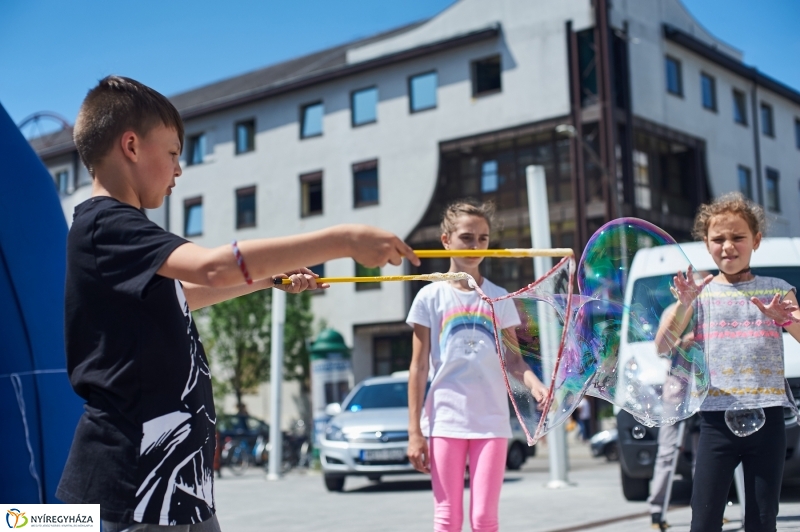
73;75;184;175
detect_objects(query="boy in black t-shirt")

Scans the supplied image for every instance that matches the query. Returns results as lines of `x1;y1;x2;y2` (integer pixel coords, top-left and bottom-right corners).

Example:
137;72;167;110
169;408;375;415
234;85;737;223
56;76;420;531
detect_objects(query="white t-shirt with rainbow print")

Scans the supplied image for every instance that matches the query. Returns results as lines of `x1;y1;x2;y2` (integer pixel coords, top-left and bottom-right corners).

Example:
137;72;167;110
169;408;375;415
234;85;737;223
407;279;521;439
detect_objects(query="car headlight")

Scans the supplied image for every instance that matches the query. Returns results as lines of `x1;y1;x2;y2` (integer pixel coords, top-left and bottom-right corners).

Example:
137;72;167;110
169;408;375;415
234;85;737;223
325;423;346;442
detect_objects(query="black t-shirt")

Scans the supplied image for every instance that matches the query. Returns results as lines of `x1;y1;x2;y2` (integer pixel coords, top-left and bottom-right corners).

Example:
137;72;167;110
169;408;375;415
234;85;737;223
56;197;216;526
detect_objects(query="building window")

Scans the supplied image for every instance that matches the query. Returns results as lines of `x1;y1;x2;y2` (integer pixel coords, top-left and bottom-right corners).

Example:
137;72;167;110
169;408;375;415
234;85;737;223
733;90;748;125
765;168;780;212
184;197;203;237
795;118;800;150
633;150;652;210
761;103;774;137
355;261;380;291
236;186;256;229
738;166;753;200
481;160;499;193
235;120;255;154
353;160;379;207
409;71;437;112
187;133;206;166
55;170;70;195
701;73;716;111
300;171;323;217
665;56;682;96
472;55;501;97
352;87;378;127
373;333;413;376
308;263;326;295
300;102;323;138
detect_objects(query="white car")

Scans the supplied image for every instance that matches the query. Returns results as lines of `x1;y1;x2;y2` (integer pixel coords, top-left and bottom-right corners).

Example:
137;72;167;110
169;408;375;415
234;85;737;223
319;373;534;492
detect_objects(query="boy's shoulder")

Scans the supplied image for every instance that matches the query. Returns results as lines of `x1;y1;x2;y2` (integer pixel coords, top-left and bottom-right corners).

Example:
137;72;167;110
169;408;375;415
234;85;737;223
71;196;142;226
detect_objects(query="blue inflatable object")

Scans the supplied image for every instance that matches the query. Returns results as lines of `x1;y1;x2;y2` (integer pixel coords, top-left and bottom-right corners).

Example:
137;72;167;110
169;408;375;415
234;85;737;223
0;102;83;503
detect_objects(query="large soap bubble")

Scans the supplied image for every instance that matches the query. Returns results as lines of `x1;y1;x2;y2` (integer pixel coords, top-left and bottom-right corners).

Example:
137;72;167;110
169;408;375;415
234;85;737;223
483;218;710;444
579;218;709;428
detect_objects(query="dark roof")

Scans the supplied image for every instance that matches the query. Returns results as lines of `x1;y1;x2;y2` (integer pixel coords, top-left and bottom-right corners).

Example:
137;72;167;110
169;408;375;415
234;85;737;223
664;24;800;106
36;19;499;158
170;20;426;116
28;127;75;159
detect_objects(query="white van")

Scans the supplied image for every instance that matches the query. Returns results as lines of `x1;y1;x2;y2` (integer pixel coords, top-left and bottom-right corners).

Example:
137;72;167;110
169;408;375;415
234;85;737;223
615;238;800;501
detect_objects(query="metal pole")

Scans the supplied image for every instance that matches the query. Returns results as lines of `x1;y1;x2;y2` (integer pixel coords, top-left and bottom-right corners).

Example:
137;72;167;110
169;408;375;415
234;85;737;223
267;289;286;480
526;164;570;488
659;421;686;530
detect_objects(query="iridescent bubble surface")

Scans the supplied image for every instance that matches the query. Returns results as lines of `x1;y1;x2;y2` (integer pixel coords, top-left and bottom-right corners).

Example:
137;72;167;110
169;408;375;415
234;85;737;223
482;218;709;444
725;402;766;437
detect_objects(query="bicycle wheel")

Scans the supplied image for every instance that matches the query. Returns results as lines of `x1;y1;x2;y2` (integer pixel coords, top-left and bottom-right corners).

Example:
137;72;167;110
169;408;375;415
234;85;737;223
228;445;251;476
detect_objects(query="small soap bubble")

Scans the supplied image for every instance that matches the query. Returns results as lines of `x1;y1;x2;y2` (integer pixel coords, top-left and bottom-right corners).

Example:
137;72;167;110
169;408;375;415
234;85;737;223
725;402;766;437
632;426;646;439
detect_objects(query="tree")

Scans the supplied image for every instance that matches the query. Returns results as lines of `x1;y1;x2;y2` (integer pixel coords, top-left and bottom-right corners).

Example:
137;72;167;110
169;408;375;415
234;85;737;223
202;289;271;409
200;289;316;419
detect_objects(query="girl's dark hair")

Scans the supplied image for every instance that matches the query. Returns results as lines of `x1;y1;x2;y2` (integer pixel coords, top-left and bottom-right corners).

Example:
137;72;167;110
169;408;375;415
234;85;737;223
440;200;496;234
691;192;766;240
73;75;184;175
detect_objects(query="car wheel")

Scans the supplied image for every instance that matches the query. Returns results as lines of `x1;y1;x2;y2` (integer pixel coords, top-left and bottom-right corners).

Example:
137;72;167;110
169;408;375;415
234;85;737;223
620;469;649;501
506;442;526;471
367;475;382;483
604;442;619;462
324;474;345;492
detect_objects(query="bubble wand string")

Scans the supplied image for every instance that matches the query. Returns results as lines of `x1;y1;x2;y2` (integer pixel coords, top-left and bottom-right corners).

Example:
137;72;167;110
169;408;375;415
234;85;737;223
272;272;472;285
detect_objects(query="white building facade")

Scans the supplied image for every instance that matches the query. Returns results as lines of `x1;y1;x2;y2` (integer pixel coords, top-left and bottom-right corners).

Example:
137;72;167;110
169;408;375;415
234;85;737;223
35;0;800;422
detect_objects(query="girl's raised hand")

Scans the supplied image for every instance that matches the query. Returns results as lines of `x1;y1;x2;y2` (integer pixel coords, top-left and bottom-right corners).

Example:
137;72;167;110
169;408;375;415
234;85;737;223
751;292;800;326
670;265;712;307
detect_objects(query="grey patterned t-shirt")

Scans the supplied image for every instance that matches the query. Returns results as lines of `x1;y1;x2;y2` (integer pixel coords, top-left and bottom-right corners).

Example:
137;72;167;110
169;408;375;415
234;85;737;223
694;276;796;411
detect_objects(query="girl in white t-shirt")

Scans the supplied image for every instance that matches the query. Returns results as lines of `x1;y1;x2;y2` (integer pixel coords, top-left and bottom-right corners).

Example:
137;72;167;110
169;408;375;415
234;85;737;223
407;201;548;532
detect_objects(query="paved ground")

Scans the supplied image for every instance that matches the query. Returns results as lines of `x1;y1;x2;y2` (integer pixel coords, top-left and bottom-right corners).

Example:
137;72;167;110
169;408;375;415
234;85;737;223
215;437;800;531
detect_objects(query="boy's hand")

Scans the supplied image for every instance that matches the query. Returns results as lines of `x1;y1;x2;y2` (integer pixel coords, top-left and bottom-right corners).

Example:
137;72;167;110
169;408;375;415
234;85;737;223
407;433;430;474
342;225;420;268
273;268;329;293
752;293;800;325
670;266;712;307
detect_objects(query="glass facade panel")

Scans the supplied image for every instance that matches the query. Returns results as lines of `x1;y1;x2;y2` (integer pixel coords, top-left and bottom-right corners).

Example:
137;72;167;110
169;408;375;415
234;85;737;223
410;72;437;112
355;261;380;291
301;102;324;138
733;90;747;125
235;120;255;154
353;165;379;207
665;56;682;96
188;134;206;165
766;168;780;212
761;103;774;137
472;56;501;96
701;73;716;111
352;87;378;126
184;200;203;236
738;166;753;200
236;187;256;229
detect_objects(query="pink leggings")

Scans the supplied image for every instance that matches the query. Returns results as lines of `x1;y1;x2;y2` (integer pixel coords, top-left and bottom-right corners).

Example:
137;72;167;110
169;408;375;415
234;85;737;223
429;437;506;532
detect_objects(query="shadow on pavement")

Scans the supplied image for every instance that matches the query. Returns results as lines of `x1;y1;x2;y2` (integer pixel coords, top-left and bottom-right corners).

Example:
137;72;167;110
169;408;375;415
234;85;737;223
347;479;433;493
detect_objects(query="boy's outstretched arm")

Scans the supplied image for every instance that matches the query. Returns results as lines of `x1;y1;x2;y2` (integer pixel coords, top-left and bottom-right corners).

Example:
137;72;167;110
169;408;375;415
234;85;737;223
181;268;326;311
157;224;420;288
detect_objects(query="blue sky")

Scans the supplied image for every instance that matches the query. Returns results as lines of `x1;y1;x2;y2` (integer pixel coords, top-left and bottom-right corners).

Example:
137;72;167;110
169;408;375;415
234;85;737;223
1;0;797;130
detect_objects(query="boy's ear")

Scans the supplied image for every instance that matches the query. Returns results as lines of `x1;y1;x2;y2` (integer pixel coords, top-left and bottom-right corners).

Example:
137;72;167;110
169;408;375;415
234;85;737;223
753;232;762;251
441;232;450;249
703;236;709;252
120;130;140;162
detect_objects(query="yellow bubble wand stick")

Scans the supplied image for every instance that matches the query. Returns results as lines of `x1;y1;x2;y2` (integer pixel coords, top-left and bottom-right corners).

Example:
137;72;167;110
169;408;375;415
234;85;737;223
273;248;573;284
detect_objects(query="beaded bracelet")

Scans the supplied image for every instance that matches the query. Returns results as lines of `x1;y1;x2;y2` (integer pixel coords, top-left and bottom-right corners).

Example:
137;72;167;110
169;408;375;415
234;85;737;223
231;240;253;285
774;319;793;328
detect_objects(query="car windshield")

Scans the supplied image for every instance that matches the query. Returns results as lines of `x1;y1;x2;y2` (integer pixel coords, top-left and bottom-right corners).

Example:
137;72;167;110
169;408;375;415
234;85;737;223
626;266;800;343
344;382;409;411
